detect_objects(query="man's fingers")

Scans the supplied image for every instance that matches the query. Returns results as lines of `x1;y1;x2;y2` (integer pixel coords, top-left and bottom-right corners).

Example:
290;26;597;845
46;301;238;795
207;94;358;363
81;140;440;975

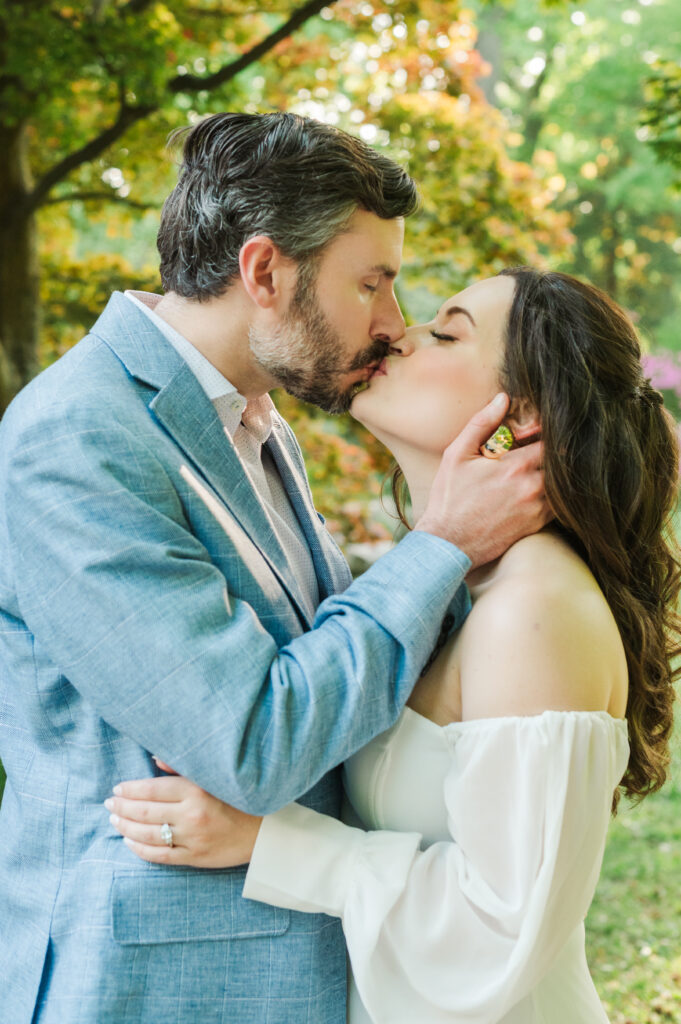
448;392;509;458
503;438;544;470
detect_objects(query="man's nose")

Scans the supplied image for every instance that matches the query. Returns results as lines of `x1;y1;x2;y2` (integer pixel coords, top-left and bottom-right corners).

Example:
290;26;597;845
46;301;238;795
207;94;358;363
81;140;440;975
372;291;406;345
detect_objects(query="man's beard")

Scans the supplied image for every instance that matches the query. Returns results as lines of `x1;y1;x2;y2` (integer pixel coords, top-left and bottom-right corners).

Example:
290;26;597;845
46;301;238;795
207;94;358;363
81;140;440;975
249;271;388;415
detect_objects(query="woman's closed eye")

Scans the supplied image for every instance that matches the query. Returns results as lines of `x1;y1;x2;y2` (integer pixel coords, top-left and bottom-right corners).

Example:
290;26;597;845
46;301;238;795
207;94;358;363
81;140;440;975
430;330;458;343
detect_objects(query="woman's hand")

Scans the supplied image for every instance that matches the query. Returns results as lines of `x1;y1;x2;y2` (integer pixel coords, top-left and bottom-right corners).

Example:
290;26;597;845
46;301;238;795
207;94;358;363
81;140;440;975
105;766;262;868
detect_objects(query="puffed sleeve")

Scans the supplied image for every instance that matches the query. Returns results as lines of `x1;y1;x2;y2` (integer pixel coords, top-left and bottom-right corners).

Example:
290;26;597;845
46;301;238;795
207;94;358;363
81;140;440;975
244;711;629;1024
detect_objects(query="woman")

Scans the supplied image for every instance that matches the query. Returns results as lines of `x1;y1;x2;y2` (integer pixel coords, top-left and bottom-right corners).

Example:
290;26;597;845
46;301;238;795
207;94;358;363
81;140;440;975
107;269;680;1023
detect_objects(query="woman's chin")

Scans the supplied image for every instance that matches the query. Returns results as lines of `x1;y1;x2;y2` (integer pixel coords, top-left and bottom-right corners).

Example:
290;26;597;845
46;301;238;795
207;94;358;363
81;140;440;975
349;391;387;441
349;385;372;423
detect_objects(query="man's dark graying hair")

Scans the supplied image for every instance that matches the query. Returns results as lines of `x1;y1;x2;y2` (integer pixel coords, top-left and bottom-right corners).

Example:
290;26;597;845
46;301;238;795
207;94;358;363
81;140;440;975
157;111;420;299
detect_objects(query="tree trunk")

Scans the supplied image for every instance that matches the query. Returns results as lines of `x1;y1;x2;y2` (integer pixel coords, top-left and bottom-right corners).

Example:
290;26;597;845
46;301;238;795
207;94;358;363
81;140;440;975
0;122;40;417
471;7;503;106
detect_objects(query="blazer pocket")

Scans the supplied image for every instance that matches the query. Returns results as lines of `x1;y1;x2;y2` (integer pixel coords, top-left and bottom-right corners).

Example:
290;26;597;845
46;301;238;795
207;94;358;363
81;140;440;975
111;870;290;944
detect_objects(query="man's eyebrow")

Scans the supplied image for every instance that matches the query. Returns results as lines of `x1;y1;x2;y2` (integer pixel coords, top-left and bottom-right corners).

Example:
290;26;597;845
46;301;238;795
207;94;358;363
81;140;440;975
368;264;399;280
442;304;476;327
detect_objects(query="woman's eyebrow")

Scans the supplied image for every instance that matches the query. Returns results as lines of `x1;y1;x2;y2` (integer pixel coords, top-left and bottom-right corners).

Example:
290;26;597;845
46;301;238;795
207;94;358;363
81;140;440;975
442;304;476;327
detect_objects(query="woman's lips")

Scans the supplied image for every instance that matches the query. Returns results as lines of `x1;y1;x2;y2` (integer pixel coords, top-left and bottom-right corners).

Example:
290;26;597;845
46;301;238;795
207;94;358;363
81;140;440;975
371;358;388;378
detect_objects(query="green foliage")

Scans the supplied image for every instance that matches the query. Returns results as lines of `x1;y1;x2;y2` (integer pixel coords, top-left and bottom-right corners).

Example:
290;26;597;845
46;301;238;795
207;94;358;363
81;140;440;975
29;0;573;309
41;249;160;364
473;0;681;348
587;718;681;1022
644;59;681;178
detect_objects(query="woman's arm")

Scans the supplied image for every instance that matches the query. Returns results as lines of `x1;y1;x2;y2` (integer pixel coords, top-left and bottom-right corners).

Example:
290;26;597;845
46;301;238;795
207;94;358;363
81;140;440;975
244;713;627;1024
109;584;628;1021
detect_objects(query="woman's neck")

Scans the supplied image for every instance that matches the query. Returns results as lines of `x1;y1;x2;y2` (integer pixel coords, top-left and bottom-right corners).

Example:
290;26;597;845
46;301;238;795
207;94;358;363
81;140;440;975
393;439;537;589
390;444;442;523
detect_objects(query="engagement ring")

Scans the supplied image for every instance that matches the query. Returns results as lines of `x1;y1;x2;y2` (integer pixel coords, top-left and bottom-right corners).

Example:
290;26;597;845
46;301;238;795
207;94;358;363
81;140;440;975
160;823;174;847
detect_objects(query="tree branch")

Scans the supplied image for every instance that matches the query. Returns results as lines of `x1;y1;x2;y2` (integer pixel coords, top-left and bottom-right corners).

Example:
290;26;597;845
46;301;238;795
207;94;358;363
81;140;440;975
515;47;555;164
168;0;332;93
42;190;157;211
181;3;293;15
24;0;336;211
26;103;155;214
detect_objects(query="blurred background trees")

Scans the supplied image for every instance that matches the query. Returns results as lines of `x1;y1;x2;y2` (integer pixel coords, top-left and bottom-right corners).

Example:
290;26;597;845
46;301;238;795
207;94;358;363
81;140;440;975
0;0;679;546
1;7;680;1014
475;0;681;351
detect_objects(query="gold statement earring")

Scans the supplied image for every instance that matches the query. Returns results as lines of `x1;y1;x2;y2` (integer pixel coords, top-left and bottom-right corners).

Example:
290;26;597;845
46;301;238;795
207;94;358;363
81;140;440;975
480;423;515;459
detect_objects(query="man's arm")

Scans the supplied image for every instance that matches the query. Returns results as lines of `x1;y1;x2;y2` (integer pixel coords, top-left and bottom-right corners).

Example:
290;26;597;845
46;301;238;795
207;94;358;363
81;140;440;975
3;394;545;815
2;404;467;814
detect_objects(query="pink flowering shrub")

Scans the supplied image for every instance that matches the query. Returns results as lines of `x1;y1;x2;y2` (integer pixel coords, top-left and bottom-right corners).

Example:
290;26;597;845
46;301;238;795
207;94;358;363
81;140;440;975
641;351;681;421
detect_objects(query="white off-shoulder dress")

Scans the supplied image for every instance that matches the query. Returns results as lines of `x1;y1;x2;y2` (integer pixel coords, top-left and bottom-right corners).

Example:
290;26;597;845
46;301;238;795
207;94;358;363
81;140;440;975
244;709;629;1024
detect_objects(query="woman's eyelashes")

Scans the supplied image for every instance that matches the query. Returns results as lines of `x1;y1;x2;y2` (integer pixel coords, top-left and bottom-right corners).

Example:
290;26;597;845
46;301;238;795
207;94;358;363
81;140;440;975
430;329;458;343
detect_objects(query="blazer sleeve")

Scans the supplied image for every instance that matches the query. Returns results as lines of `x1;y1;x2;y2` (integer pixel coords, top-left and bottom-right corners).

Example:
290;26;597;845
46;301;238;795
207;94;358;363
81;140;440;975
243;713;629;1023
2;403;470;814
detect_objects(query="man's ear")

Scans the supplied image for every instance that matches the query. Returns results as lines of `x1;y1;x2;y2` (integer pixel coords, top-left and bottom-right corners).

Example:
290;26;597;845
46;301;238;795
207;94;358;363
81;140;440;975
506;397;541;442
238;235;296;311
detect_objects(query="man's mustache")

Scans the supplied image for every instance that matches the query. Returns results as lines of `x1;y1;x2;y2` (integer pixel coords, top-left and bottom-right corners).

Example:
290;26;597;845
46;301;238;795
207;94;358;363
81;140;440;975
346;340;391;373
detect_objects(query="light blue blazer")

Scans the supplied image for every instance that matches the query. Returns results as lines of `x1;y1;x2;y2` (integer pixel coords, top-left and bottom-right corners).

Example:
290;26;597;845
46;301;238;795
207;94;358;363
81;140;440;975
0;293;471;1023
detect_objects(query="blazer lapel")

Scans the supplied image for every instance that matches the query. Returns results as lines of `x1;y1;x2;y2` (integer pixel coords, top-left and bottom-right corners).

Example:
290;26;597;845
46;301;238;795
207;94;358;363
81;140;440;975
92;293;316;628
266;417;353;601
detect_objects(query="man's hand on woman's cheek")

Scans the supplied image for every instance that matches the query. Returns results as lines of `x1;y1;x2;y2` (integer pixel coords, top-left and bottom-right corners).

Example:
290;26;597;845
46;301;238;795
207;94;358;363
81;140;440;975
415;392;550;568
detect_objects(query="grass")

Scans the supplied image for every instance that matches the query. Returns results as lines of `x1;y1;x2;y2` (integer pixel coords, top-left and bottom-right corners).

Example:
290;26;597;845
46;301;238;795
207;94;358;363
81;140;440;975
587;718;681;1023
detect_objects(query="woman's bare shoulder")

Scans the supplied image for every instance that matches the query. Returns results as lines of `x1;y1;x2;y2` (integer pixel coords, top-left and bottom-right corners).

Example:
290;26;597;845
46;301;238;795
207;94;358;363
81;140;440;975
459;530;628;721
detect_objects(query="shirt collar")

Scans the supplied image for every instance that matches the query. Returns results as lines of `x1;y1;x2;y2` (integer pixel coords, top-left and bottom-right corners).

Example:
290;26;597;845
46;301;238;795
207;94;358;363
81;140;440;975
124;290;274;442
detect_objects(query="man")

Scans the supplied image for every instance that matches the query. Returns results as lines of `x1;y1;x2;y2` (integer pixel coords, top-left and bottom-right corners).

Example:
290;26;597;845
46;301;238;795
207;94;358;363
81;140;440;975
0;112;546;1023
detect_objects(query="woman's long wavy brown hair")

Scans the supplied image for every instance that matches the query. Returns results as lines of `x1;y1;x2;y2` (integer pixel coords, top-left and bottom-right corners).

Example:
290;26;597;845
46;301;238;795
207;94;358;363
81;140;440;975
393;268;681;809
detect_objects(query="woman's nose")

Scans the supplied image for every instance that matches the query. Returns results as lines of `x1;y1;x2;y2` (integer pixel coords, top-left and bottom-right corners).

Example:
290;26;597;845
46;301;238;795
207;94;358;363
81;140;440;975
389;326;419;357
